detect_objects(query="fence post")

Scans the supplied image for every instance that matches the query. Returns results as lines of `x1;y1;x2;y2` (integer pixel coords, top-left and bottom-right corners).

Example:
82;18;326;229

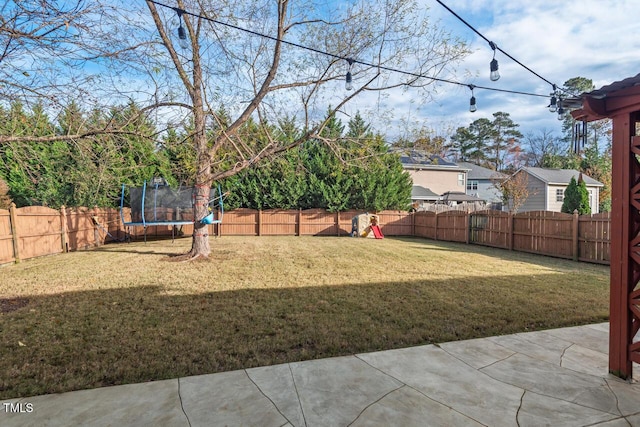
508;213;514;251
297;208;302;236
60;205;68;253
93;206;101;247
413;211;417;237
465;212;470;244
572;209;579;261
257;209;262;236
9;202;20;263
434;212;439;241
336;211;340;236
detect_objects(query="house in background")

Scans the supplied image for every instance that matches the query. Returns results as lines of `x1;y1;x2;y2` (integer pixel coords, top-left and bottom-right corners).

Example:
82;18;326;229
457;161;506;210
511;167;603;213
399;152;470;208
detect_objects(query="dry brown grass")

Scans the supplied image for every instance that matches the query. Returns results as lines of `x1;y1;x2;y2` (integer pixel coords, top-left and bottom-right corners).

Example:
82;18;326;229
0;236;609;399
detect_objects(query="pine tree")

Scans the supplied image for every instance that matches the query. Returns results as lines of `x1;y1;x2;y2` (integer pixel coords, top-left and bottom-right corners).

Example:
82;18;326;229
488;112;523;171
449;118;493;166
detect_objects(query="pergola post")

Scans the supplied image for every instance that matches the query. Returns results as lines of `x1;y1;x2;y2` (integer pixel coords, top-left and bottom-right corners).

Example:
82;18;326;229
609;112;639;379
571;76;640;380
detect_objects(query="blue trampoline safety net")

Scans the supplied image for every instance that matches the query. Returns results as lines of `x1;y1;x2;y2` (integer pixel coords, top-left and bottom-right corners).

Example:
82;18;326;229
120;182;221;226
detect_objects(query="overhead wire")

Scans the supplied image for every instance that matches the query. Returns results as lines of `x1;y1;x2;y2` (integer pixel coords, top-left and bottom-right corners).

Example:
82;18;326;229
434;0;577;99
146;0;551;101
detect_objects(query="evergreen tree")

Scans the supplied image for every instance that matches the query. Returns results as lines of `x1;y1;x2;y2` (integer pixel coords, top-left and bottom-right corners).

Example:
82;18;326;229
561;175;591;214
449;118;493;166
0;101;172;208
221;111;412;211
488;112;523;171
559;77;595;143
556;77;611;211
162;126;197;186
450;113;523;171
0;177;11;209
0;101;66;206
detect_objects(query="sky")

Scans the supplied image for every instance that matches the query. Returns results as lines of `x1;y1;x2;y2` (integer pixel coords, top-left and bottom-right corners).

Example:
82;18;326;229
14;0;635;147
341;0;640;141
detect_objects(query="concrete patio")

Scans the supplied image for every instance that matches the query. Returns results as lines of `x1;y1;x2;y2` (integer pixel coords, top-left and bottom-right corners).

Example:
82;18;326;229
2;322;639;426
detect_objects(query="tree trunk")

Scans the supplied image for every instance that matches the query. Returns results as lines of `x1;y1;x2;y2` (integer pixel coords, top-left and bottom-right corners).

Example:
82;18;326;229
189;117;212;259
187;10;212;260
191;182;211;259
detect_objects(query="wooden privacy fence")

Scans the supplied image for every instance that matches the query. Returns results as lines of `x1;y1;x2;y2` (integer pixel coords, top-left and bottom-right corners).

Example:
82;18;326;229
0;204;125;264
469;210;611;264
217;209;365;236
0;204;611;265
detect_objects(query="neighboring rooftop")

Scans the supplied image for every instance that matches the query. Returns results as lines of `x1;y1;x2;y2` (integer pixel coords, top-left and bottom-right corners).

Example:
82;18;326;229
411;185;441;201
441;191;485;203
522;167;604;187
457;162;506;180
398;151;468;170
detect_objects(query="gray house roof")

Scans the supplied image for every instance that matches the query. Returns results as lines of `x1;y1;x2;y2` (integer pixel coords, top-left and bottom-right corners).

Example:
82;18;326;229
523;167;604;187
441;191;485;202
399;152;469;171
457;162;506;180
411;186;441;201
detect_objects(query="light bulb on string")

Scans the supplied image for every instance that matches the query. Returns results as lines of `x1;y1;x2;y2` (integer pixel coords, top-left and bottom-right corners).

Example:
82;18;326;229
469;85;477;112
147;0;563;114
178;26;188;50
175;9;189;50
548;84;558;113
548;96;557;113
557;99;565;120
345;59;354;91
489;41;500;81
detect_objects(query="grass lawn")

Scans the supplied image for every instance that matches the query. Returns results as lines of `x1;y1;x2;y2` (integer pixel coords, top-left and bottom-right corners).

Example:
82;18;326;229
0;236;609;399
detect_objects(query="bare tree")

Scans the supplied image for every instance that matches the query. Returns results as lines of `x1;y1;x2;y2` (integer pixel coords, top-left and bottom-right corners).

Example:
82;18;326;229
523;129;565;167
1;1;86;104
1;0;470;259
492;170;534;213
141;0;469;259
0;1;161;142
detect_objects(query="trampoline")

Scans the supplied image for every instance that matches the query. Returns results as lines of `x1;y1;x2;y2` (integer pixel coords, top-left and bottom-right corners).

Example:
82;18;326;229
120;180;224;241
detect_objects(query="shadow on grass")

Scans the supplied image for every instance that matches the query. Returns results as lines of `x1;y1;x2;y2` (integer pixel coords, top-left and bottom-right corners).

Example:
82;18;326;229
0;272;609;400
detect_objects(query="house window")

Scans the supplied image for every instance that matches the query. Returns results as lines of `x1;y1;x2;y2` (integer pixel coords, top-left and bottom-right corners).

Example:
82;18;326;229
556;189;564;202
458;173;465;186
467;180;478;191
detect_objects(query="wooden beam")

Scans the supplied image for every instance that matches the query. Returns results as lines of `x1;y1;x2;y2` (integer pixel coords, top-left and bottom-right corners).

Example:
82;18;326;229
573;85;640;122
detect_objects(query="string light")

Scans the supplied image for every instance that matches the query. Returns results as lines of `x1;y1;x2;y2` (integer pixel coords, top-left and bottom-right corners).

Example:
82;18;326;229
345;59;354;91
548;84;558;113
557;98;565;120
173;8;189;50
469;85;477;112
149;0;558;113
434;0;579;116
489;41;500;81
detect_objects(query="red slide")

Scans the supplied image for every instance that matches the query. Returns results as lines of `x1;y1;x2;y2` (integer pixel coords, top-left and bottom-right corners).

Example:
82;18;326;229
370;225;384;239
